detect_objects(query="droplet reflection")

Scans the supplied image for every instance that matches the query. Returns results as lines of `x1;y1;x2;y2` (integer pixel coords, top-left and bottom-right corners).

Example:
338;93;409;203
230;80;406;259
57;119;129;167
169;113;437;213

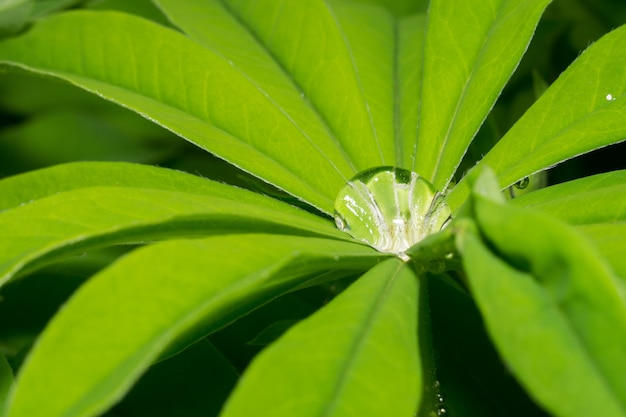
333;166;451;261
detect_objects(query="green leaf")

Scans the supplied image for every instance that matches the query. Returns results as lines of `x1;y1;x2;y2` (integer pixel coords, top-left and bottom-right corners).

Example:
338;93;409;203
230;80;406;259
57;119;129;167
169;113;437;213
578;222;626;282
29;0;82;18
511;170;626;224
0;352;13;411
412;0;552;190
112;339;238;417
0;161;311;211
4;234;382;417
152;0;361;177
315;1;426;170
87;0;172;27
0;0;33;37
0;10;352;212
323;0;396;165
220;0;391;170
397;13;426;168
220;257;421;417
0;185;346;287
0;0;85;38
448;23;626;210
456;199;626;417
332;0;427;17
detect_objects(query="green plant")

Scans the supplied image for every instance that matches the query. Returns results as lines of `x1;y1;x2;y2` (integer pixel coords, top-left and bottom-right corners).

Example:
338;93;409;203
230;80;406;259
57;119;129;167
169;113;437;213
0;0;625;416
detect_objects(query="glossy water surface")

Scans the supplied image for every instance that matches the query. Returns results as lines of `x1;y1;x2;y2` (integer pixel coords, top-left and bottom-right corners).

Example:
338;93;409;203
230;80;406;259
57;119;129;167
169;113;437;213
334;167;451;261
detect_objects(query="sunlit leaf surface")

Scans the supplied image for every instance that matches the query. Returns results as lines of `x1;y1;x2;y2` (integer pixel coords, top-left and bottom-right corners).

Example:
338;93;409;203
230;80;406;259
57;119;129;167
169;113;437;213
459;197;626;417
448;23;626;210
220;258;421;417
4;235;382;417
413;0;551;190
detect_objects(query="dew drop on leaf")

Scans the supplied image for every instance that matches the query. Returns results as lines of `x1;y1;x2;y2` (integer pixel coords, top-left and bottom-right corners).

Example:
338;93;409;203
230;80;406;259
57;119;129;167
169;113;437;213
333;166;451;261
514;176;530;189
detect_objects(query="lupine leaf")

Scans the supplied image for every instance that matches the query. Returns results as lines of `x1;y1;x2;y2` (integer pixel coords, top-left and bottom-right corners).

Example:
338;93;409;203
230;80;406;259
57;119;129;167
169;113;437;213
510;170;626;224
0;161;322;212
4;234;382;417
0;10;352;212
457;197;626;417
220;257;421;417
413;0;551;190
448;23;626;210
0;186;346;287
396;13;426;168
220;0;390;170
578;222;626;282
0;352;13;411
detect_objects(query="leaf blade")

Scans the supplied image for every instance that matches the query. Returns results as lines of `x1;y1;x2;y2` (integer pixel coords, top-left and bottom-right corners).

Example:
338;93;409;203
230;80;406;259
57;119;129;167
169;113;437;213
457;197;626;417
511;170;626;224
221;0;389;169
0;161;308;211
578;222;626;282
397;13;426;168
0;10;348;212
0;185;345;287
0;352;13;411
153;0;359;176
413;0;551;189
4;235;382;417
326;0;397;166
448;23;626;210
220;257;421;417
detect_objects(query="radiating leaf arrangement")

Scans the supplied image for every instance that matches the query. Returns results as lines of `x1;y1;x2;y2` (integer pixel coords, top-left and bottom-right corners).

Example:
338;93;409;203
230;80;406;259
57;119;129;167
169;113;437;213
0;0;625;416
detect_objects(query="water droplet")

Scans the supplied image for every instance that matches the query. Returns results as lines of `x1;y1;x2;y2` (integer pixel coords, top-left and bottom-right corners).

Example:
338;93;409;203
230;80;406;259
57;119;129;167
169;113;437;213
606;93;616;101
433;380;448;416
514;177;530;189
334;213;346;231
333;167;451;260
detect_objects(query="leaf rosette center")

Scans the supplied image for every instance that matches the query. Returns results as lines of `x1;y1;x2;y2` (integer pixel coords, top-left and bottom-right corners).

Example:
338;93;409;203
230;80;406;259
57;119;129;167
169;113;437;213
334;166;451;261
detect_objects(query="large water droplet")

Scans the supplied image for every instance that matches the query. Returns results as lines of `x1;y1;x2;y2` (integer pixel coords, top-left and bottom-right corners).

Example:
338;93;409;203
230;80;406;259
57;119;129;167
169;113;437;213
334;166;451;261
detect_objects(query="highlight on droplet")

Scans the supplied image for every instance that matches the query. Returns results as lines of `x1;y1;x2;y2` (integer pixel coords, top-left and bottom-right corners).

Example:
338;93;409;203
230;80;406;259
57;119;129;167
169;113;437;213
333;166;451;261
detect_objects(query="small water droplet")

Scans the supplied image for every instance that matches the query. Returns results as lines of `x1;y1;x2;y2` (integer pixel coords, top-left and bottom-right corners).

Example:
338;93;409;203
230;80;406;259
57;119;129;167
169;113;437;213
433;380;448;416
334;213;346;231
514;177;530;189
333;167;450;260
606;93;617;101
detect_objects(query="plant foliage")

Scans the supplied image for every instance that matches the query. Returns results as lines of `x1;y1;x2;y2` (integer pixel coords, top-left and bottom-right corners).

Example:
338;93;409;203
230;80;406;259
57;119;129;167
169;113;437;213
0;0;625;416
